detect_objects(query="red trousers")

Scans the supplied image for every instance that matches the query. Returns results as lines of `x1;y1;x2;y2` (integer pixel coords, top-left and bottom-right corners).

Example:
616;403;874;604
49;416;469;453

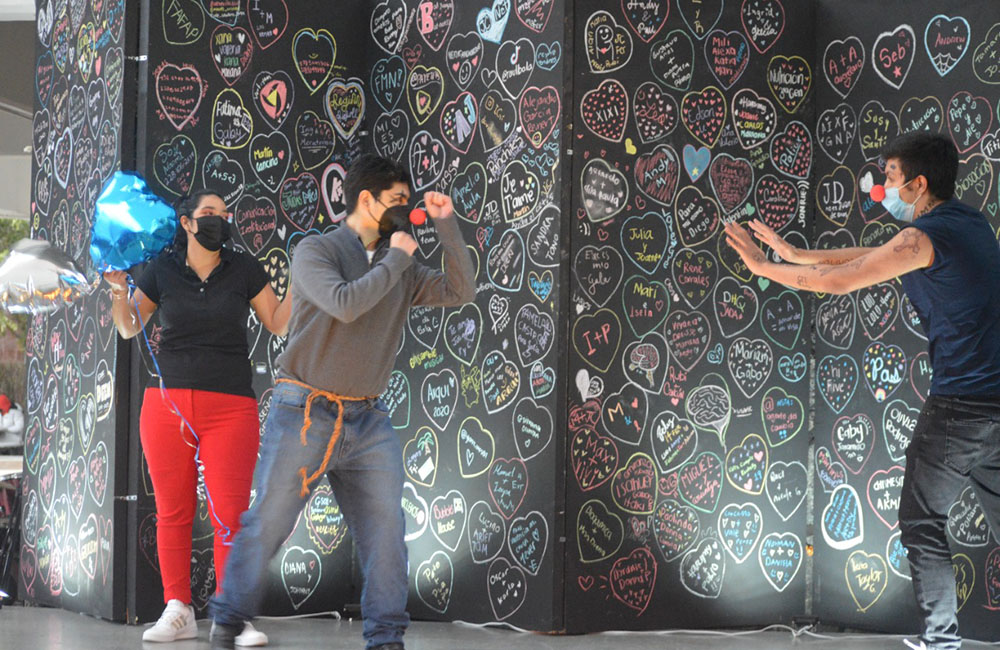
139;387;259;604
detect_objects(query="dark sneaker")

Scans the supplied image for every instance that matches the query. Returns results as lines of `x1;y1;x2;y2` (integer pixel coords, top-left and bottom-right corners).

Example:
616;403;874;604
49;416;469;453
371;643;405;650
210;621;241;649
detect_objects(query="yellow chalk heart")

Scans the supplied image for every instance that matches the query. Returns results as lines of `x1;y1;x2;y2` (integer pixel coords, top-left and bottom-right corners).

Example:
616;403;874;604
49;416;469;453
625;137;637;155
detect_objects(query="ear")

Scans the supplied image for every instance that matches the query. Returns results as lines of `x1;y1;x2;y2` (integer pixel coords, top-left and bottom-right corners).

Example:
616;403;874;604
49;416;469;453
357;189;374;208
180;214;197;233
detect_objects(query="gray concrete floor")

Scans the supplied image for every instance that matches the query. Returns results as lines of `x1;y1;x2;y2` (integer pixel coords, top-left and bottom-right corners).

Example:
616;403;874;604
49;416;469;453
1;605;998;649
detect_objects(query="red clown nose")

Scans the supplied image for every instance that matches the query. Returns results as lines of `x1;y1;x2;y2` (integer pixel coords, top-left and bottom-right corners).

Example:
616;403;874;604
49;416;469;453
409;208;427;226
869;184;886;202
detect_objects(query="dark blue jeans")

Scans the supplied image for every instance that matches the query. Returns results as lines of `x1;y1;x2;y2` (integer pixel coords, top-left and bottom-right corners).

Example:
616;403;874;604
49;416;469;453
899;395;1000;650
209;381;409;648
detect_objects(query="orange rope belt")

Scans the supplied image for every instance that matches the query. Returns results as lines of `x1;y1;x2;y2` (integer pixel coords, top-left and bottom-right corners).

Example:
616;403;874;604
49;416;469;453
275;378;379;498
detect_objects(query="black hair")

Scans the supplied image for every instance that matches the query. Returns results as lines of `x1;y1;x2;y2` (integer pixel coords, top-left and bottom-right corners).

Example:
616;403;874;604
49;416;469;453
880;132;958;201
172;189;225;249
343;153;411;214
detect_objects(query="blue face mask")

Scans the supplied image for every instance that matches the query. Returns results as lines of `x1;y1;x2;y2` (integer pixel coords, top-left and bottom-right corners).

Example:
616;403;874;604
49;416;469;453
881;179;921;223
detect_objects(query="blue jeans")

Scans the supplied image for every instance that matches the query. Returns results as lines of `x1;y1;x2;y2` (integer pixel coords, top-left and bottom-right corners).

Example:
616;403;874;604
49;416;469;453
209;381;409;648
899;395;1000;650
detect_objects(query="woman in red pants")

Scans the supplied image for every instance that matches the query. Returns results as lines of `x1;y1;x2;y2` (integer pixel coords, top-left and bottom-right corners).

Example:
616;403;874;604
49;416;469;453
104;189;290;646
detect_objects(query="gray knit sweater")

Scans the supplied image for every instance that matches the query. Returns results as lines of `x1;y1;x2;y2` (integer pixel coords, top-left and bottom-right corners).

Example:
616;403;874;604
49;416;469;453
276;216;476;396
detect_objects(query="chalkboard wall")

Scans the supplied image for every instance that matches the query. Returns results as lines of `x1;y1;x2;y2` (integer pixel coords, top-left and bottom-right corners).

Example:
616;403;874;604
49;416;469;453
20;0;131;620
564;0;816;630
136;0;369;621
23;0;1000;638
812;0;1000;638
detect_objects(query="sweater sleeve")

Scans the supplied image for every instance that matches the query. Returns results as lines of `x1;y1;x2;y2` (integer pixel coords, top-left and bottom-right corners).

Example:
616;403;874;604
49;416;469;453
411;216;477;307
292;236;413;322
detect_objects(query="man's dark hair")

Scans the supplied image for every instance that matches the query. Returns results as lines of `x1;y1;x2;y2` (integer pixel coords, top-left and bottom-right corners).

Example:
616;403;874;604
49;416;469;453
172;188;224;249
344;154;411;214
880;132;958;201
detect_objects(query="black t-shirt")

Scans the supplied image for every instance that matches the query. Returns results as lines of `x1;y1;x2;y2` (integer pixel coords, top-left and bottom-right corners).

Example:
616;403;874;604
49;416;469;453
136;246;270;398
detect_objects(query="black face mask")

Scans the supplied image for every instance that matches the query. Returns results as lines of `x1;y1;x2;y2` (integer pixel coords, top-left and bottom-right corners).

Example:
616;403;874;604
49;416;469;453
191;215;231;251
377;204;411;237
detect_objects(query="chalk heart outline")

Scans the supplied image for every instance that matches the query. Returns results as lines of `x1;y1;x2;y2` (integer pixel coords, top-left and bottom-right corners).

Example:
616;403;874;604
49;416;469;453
758;532;803;592
488;457;528;520
371;0;407;53
677;451;723;514
403;427;438;488
280;545;322;611
867;465;905;530
304;484;347;555
577;498;624;562
817;354;858;414
727;337;773;399
467;500;505;564
882;398;918;462
572;308;622;373
511;397;553;461
765;460;807;521
477;0;510;44
718;501;762;564
481;350;521;414
611;452;657;515
845;550;888;613
430;489;467;553
292;28;336;94
609;546;657;615
815;446;847;493
487;556;527;620
822;483;864;551
570;428;619;492
863;341;906;402
528;361;555;399
527;270;554;303
211;89;253;150
760;386;803;447
457;416;495;478
325;78;365;141
507;510;548;575
651;498;699;562
832;413;874;475
872;24;915;90
402;481;429;542
580;78;628;143
421;368;457;431
725;434;769;496
584;10;633;73
407;65;445;125
679;537;725;599
443;303;482;367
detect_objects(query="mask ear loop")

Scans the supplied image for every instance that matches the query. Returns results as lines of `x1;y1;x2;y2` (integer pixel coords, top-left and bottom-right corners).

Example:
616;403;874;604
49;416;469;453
124;273;236;547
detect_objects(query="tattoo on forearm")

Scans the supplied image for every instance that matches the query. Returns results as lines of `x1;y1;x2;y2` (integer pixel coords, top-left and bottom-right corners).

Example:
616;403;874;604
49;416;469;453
796;275;810;289
893;229;922;255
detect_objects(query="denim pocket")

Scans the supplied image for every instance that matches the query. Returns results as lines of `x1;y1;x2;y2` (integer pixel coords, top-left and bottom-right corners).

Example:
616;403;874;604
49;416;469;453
944;417;991;473
272;385;309;411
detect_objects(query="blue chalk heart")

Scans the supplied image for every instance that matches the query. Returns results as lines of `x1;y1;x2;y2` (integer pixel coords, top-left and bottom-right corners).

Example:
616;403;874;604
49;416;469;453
683;144;711;182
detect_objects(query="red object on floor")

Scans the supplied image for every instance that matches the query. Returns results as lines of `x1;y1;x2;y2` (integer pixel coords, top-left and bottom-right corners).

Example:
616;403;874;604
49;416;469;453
139;387;260;604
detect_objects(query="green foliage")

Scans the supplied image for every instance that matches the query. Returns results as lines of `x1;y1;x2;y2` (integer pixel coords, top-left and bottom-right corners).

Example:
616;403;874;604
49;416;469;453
0;218;30;343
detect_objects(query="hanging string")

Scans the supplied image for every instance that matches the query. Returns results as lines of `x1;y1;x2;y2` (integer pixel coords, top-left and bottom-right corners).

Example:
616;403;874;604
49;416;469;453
125;273;235;547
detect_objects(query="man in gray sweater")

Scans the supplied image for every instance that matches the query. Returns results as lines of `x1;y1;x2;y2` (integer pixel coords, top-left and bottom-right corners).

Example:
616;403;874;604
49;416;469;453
209;154;476;650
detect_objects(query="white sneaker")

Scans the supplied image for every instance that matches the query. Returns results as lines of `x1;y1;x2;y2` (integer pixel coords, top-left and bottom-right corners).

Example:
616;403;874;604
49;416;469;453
235;622;268;647
903;640;927;650
211;621;269;647
142;599;197;642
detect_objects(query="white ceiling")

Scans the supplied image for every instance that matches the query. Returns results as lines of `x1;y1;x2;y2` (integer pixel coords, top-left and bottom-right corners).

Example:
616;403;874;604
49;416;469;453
0;1;33;20
0;5;35;218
